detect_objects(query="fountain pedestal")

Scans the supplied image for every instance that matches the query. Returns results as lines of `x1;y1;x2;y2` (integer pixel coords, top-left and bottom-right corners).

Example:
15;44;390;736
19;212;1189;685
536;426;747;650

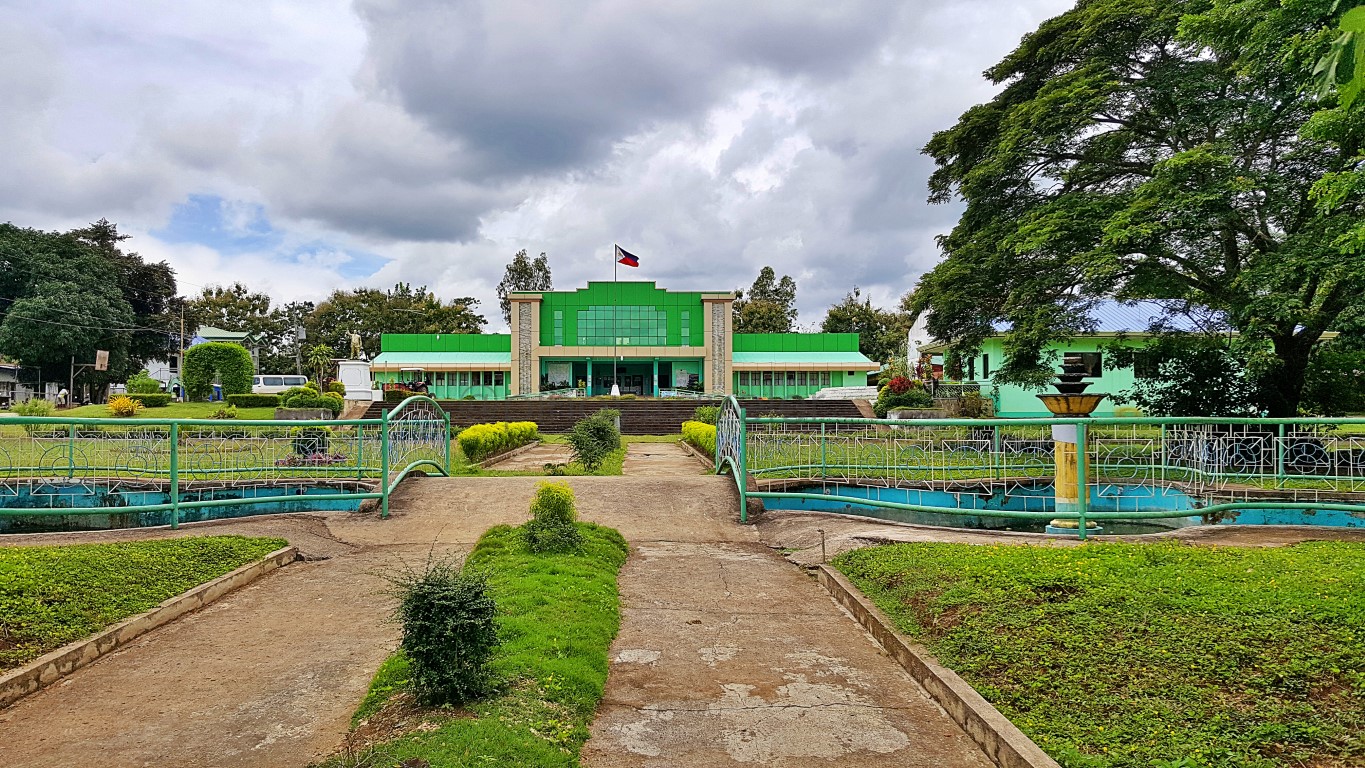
1037;360;1107;537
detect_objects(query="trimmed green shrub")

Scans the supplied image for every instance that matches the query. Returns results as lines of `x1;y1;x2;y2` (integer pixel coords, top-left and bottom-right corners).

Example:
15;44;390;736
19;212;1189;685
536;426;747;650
210;405;238;420
226;393;281;408
125;369;162;395
326;380;347;396
953;391;992;418
183;342;253;400
457;421;539;462
681;420;717;457
12;399;55;417
692;405;720;425
290;426;331;455
384;388;413;403
568;409;621;471
279;388;343;415
523;481;583;553
873;381;934;418
126;393;172;407
393;559;499;706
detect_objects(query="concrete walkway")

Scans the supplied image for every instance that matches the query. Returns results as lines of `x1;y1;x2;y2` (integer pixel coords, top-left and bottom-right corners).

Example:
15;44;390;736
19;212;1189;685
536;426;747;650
0;475;993;767
623;441;707;476
482;442;573;471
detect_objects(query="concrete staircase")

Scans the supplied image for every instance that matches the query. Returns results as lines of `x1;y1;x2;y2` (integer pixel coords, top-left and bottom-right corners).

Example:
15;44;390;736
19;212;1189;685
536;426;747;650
362;398;863;434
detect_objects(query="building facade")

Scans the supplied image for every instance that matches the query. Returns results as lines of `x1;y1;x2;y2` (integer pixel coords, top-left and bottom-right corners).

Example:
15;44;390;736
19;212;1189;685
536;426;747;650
370;281;877;399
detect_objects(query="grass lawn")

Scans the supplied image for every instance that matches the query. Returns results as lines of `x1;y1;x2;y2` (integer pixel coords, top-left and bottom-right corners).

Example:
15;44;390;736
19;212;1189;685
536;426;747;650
338;522;628;767
0;535;288;671
58;402;278;420
834;541;1365;768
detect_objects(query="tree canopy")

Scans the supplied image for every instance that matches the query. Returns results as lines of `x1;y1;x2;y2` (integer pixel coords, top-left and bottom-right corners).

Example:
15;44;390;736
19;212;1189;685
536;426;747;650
496;250;552;325
733;266;798;334
820;288;914;364
0;221;178;388
307;283;485;360
911;0;1365;416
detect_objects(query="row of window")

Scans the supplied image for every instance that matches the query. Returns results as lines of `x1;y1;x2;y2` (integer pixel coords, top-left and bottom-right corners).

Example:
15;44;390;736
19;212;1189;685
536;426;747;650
413;371;505;387
965;352;1107;381
550;306;693;347
736;370;833;388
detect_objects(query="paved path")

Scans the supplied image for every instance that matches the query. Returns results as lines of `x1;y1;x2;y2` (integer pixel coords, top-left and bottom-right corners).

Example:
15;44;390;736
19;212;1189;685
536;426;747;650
623;441;707;476
0;475;993;767
482;442;572;471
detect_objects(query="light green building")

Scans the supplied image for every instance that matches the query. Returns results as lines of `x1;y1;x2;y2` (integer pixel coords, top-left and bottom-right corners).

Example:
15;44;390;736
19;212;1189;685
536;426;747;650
917;301;1193;417
370;281;878;399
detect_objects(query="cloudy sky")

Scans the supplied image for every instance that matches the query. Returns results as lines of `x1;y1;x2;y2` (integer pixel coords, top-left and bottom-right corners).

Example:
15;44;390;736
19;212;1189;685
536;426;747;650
0;0;1069;330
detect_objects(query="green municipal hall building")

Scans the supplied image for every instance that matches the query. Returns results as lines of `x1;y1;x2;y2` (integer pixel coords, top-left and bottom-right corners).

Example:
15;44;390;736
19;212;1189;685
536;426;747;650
371;281;877;399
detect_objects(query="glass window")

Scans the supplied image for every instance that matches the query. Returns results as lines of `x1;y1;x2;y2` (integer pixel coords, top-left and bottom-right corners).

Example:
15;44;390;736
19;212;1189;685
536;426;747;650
797;371;808;387
576;305;668;346
1065;352;1104;378
967;358;976;380
493;371;504;386
762;371;773;386
264;376;283;386
457;371;468;386
982;354;990;378
786;371;797;386
821;371;831;387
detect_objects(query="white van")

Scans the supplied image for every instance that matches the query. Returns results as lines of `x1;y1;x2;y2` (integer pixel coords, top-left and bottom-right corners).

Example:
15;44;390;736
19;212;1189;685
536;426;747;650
251;375;310;394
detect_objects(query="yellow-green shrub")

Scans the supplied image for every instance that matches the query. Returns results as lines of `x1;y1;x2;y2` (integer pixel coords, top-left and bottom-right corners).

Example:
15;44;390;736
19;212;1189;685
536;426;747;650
107;395;144;418
457;421;540;462
681;420;717;457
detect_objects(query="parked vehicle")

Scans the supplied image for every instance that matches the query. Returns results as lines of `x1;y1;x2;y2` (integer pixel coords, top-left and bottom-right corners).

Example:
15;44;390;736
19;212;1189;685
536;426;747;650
251;374;309;394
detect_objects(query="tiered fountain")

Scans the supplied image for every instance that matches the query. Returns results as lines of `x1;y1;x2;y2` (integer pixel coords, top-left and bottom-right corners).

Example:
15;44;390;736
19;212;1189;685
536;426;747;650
1037;355;1107;536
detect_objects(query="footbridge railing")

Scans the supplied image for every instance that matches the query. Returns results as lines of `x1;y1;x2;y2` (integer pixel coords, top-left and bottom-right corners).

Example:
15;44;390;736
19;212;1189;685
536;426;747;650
713;398;1365;538
0;395;451;528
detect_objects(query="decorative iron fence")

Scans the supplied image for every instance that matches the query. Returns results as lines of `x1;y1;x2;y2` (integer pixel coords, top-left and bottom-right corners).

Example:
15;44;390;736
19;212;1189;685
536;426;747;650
714;395;1365;537
0;395;450;527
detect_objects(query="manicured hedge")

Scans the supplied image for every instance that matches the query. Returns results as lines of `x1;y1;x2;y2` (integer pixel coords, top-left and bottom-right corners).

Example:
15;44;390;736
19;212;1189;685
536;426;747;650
183;342;254;400
126;393;172;407
226;393;281;408
280;388;343;416
681;420;717;457
385;388;413;403
457;421;539;462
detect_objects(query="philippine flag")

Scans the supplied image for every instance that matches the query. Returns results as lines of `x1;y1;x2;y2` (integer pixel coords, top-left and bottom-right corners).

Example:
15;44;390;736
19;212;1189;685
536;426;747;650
615;244;640;267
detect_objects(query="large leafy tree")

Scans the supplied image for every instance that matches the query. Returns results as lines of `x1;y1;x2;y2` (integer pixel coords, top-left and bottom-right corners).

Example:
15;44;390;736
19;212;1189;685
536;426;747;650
307;283;485;360
820;288;914;364
496;249;552;325
0;222;177;389
733;266;798;333
187;282;275;338
912;0;1364;416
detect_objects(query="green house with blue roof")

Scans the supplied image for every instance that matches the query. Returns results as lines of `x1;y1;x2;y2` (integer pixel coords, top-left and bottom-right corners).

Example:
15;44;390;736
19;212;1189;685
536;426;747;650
370;281;878;399
918;300;1209;417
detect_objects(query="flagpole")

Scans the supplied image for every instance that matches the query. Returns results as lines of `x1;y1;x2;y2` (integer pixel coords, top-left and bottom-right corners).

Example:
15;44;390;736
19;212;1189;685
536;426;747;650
613;245;618;395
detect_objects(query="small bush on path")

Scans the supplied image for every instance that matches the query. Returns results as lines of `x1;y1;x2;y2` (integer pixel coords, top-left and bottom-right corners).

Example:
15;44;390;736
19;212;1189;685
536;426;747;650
523;481;583;554
566;409;620;471
392;559;499;706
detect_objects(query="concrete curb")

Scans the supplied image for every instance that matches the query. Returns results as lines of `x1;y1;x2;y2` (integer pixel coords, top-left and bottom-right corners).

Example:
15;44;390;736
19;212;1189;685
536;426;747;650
675;439;716;470
0;545;300;710
478;440;545;469
814;564;1060;768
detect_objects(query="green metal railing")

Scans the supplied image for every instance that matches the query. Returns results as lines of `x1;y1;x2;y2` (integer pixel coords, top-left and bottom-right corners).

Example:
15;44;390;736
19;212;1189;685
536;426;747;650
0;395;451;528
713;395;1365;538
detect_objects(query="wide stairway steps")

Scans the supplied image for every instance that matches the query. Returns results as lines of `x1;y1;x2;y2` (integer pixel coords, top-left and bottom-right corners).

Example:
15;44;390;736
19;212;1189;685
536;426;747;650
362;398;863;434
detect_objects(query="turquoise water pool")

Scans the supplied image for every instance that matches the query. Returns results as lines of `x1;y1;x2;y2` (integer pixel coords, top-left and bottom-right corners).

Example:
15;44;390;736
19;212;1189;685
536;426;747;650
0;482;367;534
759;483;1365;535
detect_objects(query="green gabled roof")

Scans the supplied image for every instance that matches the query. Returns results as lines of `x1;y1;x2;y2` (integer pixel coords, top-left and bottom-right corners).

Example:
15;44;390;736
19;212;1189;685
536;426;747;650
732;333;861;353
372;351;512;365
380;334;511;353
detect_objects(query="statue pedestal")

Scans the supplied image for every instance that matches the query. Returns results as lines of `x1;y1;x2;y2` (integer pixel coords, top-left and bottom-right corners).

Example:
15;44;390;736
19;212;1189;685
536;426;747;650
336;360;374;401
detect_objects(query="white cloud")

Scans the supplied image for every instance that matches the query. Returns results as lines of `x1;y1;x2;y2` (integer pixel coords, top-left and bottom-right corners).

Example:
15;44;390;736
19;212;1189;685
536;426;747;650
0;0;1073;327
